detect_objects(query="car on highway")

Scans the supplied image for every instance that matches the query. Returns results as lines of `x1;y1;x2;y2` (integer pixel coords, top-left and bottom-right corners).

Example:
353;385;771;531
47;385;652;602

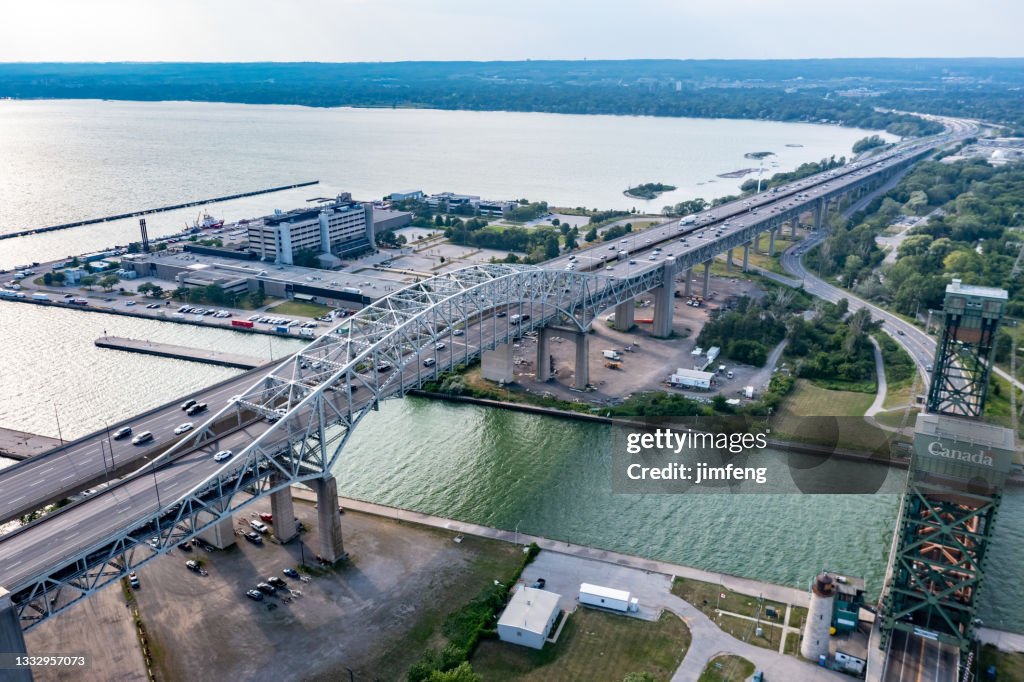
181;399;197;411
82;488;98;496
128;572;140;589
112;426;133;440
249;520;268;534
186;402;208;416
132;431;154;445
453;329;464;336
174;422;194;435
213;450;233;462
245;589;264;601
283;567;300;579
244;531;263;545
435;342;446;350
376;362;392;372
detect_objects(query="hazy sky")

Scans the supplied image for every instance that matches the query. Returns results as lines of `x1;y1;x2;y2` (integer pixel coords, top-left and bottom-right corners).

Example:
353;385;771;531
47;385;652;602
2;0;1020;62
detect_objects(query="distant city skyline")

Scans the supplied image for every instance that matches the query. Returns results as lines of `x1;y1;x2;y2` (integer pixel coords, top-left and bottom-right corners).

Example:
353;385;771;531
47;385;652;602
3;0;1022;62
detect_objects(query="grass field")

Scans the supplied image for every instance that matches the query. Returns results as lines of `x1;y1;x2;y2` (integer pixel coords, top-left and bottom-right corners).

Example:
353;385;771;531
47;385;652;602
471;609;690;682
713;613;783;651
672;578;786;622
776;379;875;418
698;654;755;682
784;632;800;656
978;644;1024;682
267;300;332;317
787;605;807;629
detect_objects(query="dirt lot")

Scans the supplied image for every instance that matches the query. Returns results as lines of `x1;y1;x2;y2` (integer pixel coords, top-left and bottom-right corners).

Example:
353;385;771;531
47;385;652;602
26;580;148;682
121;498;521;681
507;275;772;404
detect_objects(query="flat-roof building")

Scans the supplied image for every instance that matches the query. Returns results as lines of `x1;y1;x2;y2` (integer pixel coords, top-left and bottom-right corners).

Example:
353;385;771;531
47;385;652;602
497;587;561;650
247;194;374;265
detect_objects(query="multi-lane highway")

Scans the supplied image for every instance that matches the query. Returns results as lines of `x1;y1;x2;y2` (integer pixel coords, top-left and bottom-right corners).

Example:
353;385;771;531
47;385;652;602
0;117;979;632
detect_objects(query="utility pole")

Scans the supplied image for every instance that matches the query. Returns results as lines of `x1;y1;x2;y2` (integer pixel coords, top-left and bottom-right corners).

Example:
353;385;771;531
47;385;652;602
52;402;64;445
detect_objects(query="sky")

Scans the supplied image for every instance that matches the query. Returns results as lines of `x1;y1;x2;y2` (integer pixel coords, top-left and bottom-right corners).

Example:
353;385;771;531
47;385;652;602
1;0;1020;62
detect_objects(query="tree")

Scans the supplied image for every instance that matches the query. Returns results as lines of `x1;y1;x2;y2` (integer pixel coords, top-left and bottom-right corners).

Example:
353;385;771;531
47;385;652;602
52;271;66;285
427;662;480;682
584;227;598;242
204;283;227;305
544;234;560;259
248;289;266;307
552;218;560;226
98;274;119;292
43;272;53;285
434;214;444;227
79;275;97;290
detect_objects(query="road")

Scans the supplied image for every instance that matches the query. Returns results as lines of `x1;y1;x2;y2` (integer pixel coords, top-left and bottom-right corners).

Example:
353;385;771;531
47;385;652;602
882;630;958;682
0;117;981;626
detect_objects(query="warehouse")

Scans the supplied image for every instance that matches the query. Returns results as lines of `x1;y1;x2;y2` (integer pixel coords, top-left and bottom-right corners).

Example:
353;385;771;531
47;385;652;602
497;586;562;650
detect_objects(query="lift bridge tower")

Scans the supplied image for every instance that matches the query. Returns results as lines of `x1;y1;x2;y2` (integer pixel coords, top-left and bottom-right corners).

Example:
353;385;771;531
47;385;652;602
880;280;1015;657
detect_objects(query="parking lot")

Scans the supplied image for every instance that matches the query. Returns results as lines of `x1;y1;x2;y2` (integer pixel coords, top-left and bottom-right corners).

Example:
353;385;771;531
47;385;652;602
127;496;520;681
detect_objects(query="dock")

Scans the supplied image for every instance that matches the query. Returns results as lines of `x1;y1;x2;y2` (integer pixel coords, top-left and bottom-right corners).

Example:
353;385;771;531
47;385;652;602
0;428;62;461
95;336;265;369
0;180;319;240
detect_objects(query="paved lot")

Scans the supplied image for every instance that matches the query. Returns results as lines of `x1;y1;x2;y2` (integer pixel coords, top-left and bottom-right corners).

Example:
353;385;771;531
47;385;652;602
524;551;672;622
130;499;520;681
26;579;148;682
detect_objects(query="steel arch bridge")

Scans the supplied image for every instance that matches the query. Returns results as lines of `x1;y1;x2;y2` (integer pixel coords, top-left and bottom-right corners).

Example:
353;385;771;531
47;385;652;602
8;262;668;630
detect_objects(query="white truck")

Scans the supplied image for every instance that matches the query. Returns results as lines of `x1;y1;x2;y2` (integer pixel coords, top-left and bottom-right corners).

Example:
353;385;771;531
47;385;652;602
602;349;622;361
679;215;697;226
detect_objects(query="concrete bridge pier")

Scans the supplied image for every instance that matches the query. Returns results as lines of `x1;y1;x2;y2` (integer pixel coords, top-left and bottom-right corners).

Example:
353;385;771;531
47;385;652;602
753;231;762;254
768;227;777;256
0;588;31;682
742;243;750;272
537;327;589;388
198;515;236;550
652;259;677;338
613;299;635;332
311;474;346;564
702;261;712;297
814;198;825;230
726;248;734;270
684;269;693;296
481;343;514;383
269;476;297;543
790;217;799;237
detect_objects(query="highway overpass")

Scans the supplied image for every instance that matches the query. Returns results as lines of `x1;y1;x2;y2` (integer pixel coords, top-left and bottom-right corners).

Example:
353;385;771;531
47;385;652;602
0;119;977;658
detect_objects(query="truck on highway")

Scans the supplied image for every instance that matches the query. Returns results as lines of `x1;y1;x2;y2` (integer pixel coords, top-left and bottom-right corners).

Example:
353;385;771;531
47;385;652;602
31;293;50;301
679;215;697;226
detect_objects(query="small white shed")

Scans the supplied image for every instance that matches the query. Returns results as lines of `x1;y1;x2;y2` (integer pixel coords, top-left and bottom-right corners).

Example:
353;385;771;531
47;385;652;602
579;583;631;612
497;586;562;650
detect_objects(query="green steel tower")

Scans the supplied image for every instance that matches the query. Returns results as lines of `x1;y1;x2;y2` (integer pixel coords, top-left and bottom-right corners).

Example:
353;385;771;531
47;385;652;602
881;280;1014;657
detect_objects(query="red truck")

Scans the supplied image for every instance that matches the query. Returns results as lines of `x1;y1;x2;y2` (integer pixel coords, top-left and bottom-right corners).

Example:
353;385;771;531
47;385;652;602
231;319;254;329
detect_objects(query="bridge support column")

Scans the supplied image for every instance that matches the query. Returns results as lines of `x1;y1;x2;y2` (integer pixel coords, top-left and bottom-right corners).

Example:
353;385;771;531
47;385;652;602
725;248;734;270
702;261;712;298
198;515;236;549
753;231;762;254
312;474;346;564
813;198;825;231
768;228;777;256
0;589;30;682
684;269;692;297
481;343;514;383
574;331;590;390
536;328;553;382
790;217;798;237
742;243;750;272
270;478;297;543
613;299;635;332
652;259;677;338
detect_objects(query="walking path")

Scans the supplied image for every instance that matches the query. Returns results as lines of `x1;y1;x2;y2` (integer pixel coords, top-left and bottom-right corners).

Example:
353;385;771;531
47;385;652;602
865;338;888;418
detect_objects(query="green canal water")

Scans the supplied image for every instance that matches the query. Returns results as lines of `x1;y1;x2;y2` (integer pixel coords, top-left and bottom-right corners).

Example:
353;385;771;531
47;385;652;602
336;398;1024;633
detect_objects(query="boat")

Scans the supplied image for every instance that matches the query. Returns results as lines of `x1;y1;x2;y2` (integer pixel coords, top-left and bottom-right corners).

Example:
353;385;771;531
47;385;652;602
192;211;224;230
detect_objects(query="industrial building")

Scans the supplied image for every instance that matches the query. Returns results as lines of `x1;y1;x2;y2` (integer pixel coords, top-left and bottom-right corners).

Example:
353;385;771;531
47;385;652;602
497;586;561;650
246;194;374;265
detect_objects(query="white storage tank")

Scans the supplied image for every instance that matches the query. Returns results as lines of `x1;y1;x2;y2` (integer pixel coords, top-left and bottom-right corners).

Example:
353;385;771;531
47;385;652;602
579;583;631;612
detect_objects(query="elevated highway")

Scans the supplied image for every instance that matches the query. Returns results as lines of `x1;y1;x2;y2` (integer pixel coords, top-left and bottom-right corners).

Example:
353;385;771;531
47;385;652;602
0;118;978;640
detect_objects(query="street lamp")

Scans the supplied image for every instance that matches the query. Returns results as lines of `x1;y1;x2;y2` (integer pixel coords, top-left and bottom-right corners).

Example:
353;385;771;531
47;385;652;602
52;401;64;445
514;520;522;547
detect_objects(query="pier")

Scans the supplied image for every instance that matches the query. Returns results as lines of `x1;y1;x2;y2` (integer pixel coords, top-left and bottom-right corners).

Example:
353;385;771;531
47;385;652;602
95;336;265;369
0;428;62;462
0;180;319;240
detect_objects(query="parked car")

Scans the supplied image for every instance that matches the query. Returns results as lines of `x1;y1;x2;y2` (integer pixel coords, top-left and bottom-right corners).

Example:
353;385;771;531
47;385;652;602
245;589;264;601
185;560;202;573
128;572;140;589
282;567;300;579
256;582;276;595
259;513;273;523
177;540;193;552
244;531;263;545
267;576;287;589
249;520;268;534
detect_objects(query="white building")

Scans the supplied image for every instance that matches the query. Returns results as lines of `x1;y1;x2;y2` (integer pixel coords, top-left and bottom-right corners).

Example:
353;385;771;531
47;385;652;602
497;586;562;650
247;194;374;265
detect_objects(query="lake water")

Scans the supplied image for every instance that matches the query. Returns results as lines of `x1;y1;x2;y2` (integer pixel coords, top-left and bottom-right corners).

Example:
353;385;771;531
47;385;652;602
3;101;1017;633
0;99;890;269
